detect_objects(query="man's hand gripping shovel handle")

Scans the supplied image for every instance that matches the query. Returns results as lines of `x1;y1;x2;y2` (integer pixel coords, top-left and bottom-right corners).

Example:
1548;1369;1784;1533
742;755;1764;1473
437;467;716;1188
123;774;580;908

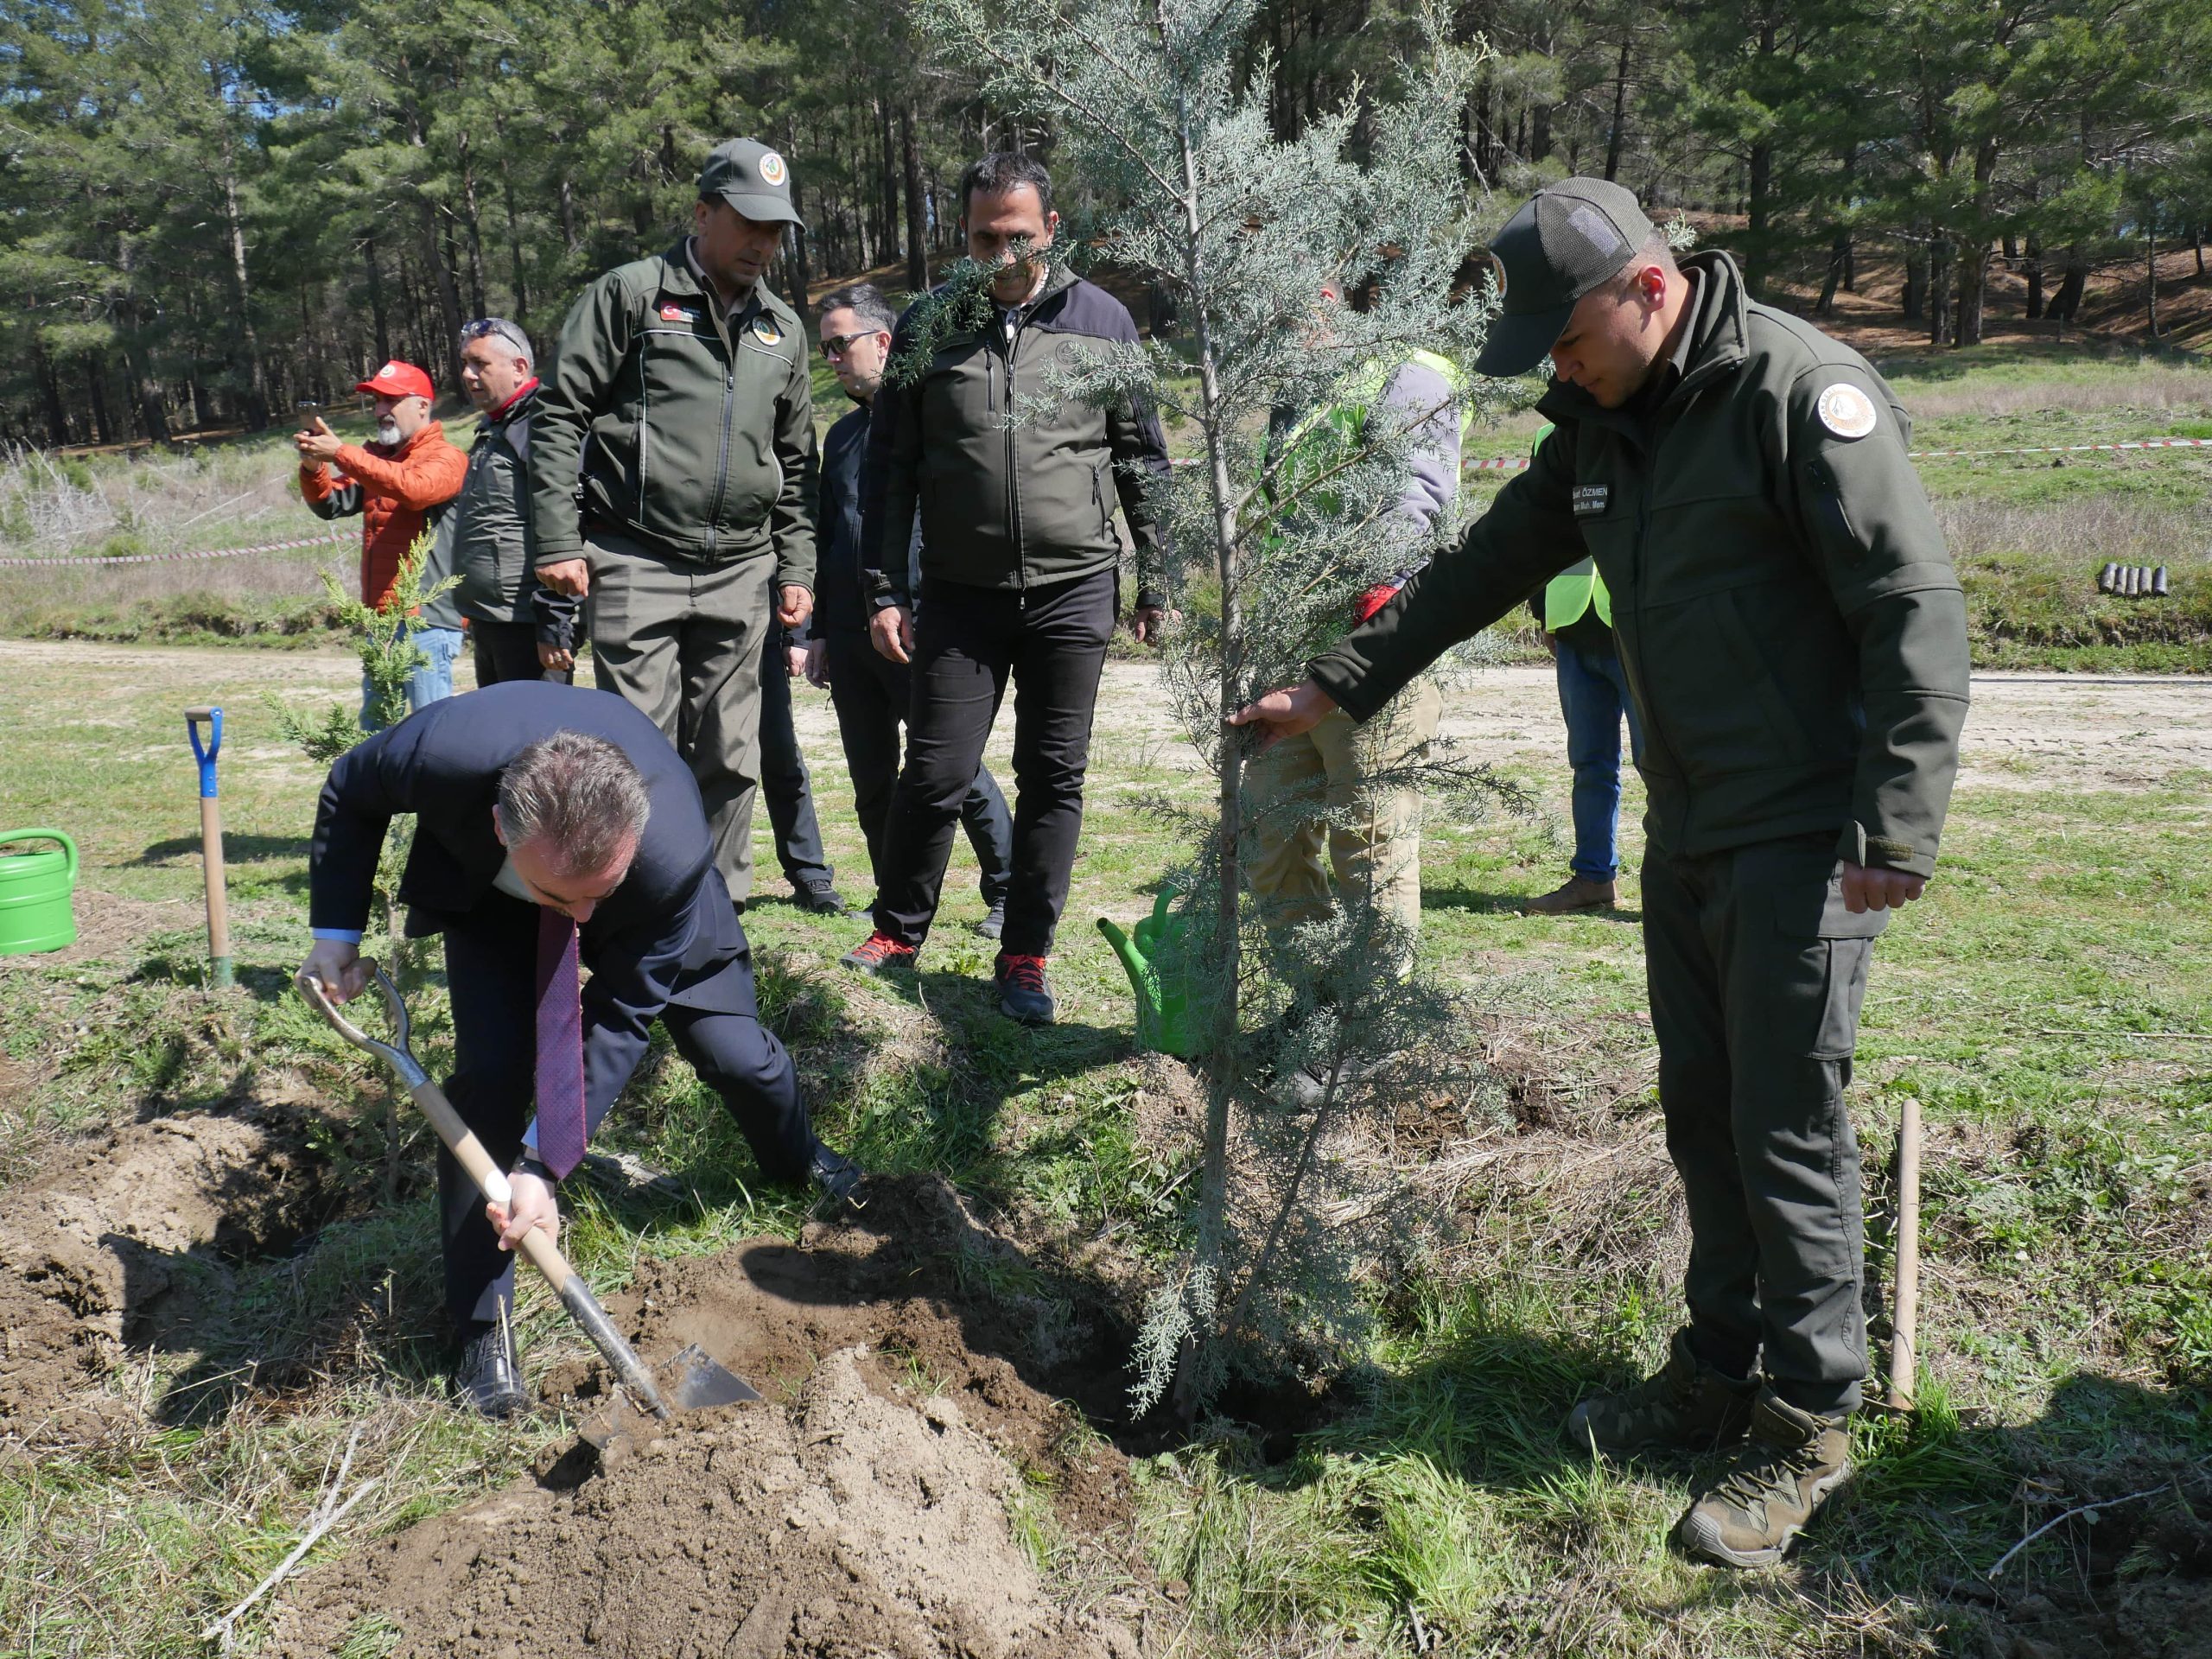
299;963;674;1420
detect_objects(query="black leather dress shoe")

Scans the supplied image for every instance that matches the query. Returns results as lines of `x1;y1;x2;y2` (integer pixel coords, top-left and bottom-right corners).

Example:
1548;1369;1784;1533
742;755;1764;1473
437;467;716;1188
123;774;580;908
454;1321;531;1419
808;1147;866;1210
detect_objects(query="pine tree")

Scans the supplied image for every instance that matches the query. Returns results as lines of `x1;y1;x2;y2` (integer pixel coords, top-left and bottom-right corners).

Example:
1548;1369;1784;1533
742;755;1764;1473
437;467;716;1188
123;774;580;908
911;0;1527;1414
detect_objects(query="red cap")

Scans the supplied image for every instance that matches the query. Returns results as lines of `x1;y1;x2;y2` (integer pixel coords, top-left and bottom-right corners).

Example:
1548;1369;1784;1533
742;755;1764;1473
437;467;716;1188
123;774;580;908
353;360;435;400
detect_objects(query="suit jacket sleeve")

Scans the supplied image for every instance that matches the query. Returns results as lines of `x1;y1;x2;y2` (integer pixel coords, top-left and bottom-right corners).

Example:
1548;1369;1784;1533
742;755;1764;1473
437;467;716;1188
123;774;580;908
563;860;721;1145
1310;420;1584;720
1785;366;1971;878
308;719;429;933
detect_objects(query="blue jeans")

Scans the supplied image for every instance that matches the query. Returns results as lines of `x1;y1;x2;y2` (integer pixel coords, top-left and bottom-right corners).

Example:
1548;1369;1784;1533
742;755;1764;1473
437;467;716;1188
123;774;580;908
361;624;462;733
1555;639;1644;881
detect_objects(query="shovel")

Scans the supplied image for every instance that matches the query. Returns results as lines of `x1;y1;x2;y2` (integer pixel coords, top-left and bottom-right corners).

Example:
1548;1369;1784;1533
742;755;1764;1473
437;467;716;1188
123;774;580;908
301;963;759;1431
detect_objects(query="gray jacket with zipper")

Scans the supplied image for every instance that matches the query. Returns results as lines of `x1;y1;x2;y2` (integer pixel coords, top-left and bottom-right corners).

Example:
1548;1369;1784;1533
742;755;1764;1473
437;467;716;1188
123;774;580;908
861;262;1169;609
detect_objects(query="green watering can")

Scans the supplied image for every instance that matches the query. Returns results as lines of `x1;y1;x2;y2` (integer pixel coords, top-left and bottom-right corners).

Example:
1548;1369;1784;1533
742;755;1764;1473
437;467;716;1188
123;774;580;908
1097;885;1200;1058
0;830;79;957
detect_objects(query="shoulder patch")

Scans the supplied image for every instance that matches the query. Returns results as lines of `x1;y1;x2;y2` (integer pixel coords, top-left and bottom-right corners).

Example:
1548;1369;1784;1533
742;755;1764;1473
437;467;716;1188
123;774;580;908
750;314;784;346
1815;382;1878;441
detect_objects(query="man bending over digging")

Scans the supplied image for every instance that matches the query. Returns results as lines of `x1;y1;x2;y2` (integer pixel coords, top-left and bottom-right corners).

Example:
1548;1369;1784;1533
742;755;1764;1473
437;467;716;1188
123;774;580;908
296;682;861;1416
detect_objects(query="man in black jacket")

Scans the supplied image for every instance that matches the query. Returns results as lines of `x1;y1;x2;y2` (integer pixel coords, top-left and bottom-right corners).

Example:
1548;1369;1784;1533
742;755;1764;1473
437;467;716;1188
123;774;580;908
451;317;572;685
296;683;859;1416
809;283;1013;933
840;154;1170;1024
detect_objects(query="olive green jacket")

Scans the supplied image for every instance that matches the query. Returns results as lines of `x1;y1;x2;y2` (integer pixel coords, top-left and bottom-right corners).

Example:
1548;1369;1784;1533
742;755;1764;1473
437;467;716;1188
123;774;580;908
1311;251;1969;877
529;238;816;589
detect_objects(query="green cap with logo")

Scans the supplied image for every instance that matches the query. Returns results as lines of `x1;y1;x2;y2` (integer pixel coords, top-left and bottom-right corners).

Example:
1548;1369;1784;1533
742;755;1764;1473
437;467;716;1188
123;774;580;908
1474;177;1656;378
698;138;805;231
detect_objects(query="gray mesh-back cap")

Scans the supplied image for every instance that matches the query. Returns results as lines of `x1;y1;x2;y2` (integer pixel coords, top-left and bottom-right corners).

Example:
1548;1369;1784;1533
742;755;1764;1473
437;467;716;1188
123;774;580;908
1474;178;1656;377
698;138;805;230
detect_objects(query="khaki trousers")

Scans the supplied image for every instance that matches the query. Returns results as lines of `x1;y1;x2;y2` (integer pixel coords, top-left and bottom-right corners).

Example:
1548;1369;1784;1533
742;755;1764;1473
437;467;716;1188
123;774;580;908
1245;677;1445;976
584;528;772;900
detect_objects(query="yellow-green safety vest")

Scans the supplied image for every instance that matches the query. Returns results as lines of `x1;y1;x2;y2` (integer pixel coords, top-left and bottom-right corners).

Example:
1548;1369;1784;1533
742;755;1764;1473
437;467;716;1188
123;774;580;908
1533;422;1612;630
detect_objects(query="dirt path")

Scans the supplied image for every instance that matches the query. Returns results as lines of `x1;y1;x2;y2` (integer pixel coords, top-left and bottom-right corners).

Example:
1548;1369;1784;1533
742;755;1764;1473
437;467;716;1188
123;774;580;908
3;637;2202;797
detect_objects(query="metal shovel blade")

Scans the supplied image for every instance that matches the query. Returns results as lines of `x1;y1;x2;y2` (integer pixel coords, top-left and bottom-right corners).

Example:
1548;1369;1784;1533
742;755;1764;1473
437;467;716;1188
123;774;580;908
667;1342;760;1410
577;1343;760;1452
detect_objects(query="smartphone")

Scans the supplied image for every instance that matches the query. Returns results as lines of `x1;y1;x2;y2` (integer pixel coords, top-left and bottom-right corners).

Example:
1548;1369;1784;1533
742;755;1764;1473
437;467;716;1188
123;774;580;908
295;399;321;414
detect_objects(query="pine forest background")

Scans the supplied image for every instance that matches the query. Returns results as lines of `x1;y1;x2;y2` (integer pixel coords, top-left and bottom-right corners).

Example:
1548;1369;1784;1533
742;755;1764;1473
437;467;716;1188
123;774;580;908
5;0;2212;451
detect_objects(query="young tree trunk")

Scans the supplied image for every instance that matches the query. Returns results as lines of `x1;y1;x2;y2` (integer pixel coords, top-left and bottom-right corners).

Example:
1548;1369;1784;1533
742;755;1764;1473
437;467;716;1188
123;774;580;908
558;175;580;253
901;105;929;292
784;118;814;319
1745;139;1772;299
1957;240;1986;346
1902;242;1926;322
417;200;466;393
2049;258;2085;322
1604;38;1631;182
499;157;531;328
116;231;172;444
2024;233;2044;319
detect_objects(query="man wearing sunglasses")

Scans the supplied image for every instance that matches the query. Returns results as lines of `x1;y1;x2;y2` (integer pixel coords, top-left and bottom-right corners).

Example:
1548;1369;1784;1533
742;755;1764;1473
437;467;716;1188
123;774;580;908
528;139;818;909
452;317;574;687
806;283;1014;931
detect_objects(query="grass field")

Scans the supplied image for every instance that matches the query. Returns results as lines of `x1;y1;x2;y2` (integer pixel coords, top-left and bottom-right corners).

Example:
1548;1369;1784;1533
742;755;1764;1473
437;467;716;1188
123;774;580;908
0;631;2205;1655
3;335;2209;671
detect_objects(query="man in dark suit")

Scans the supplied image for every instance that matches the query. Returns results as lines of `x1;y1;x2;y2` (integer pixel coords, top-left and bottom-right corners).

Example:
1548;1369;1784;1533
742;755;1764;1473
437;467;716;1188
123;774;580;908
296;681;860;1416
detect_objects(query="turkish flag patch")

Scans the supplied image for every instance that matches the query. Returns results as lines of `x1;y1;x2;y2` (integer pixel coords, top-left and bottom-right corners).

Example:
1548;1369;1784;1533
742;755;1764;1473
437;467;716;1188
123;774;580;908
659;302;697;322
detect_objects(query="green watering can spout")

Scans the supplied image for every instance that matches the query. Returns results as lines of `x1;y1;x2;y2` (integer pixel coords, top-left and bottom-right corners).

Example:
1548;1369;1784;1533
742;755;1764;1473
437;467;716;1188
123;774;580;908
0;829;79;957
1097;884;1199;1058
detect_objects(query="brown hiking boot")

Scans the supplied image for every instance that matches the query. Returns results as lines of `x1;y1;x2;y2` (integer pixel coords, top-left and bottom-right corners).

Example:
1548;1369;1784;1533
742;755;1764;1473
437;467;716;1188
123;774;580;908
1565;1330;1758;1456
1676;1390;1853;1568
1522;875;1617;914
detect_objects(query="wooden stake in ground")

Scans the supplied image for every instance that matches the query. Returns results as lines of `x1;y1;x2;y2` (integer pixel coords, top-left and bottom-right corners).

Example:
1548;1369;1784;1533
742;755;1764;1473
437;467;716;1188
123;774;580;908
1889;1096;1923;1410
185;706;232;988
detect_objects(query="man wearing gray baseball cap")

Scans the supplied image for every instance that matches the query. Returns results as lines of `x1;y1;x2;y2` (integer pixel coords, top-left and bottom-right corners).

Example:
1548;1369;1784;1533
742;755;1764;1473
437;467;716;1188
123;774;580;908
527;138;822;912
1234;178;1970;1568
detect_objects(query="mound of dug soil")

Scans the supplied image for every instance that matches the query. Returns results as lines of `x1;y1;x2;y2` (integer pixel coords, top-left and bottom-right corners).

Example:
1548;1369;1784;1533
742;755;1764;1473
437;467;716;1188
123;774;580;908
271;1176;1153;1657
0;1104;329;1443
270;1346;1140;1659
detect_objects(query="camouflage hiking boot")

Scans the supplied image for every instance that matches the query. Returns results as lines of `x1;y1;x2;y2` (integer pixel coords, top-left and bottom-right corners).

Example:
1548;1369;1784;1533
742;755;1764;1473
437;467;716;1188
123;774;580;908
1676;1390;1853;1568
1565;1329;1758;1456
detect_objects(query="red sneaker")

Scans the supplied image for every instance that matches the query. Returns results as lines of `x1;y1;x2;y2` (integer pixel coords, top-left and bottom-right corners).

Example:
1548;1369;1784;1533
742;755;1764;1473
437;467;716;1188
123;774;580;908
840;931;918;975
994;952;1056;1025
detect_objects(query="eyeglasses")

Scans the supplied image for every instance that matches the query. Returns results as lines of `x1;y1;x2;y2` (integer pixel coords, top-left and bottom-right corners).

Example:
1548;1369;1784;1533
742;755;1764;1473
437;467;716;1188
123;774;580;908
819;332;876;361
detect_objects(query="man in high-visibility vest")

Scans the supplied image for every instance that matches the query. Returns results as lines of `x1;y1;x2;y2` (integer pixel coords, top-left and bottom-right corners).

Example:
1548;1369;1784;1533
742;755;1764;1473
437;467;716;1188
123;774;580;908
1524;422;1643;913
1244;281;1461;1105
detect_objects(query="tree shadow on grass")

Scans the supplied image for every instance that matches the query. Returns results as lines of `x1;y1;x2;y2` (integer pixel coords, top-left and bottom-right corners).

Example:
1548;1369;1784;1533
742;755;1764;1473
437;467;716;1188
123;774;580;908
134;833;313;866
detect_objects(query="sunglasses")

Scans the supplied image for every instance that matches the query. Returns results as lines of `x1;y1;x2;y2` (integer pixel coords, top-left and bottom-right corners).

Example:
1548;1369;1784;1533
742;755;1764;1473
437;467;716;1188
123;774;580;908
818;332;878;361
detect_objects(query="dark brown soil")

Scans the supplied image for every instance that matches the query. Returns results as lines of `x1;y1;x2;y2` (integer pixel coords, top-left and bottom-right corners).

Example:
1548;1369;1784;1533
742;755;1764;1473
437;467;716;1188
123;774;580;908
0;1101;332;1444
268;1175;1157;1657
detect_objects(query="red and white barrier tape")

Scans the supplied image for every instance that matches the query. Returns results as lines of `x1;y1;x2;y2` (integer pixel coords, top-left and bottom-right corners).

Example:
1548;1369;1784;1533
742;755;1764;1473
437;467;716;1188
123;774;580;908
0;531;351;570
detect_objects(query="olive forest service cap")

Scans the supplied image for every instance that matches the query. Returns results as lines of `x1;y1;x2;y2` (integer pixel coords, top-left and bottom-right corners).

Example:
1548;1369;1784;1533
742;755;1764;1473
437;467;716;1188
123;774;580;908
1474;177;1657;378
698;138;805;231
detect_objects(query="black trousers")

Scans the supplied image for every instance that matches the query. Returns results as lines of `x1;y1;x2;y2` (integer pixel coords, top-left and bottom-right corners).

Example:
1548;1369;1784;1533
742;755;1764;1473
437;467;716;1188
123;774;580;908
873;568;1114;957
823;626;1012;908
438;892;817;1335
470;619;572;687
759;646;833;893
1642;833;1887;1417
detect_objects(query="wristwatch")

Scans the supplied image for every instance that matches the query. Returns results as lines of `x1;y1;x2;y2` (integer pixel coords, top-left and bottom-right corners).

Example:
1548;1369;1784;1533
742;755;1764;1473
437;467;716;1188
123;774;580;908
512;1154;556;1185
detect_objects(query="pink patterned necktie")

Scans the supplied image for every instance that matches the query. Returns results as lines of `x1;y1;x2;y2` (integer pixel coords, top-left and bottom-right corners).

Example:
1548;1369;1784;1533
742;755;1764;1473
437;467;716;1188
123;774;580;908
534;908;588;1179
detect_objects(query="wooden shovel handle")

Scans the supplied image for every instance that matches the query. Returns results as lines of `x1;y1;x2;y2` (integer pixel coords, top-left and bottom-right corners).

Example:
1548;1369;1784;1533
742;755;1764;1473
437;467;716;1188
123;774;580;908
404;1073;574;1295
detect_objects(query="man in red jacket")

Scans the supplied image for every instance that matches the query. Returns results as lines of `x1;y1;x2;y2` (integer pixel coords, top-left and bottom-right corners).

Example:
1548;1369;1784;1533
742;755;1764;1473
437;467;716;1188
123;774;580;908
297;359;468;727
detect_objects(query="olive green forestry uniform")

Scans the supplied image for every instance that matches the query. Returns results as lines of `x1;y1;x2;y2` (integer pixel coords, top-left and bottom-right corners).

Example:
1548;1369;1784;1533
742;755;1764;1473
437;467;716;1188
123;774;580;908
1312;223;1970;1419
528;139;817;901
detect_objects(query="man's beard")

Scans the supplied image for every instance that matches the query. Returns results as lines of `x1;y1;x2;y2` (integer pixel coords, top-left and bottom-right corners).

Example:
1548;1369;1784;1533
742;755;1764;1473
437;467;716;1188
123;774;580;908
375;417;401;445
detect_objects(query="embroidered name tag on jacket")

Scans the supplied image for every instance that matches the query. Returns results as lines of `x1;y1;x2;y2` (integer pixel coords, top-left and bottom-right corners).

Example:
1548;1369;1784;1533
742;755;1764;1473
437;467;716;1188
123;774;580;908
1572;484;1610;516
